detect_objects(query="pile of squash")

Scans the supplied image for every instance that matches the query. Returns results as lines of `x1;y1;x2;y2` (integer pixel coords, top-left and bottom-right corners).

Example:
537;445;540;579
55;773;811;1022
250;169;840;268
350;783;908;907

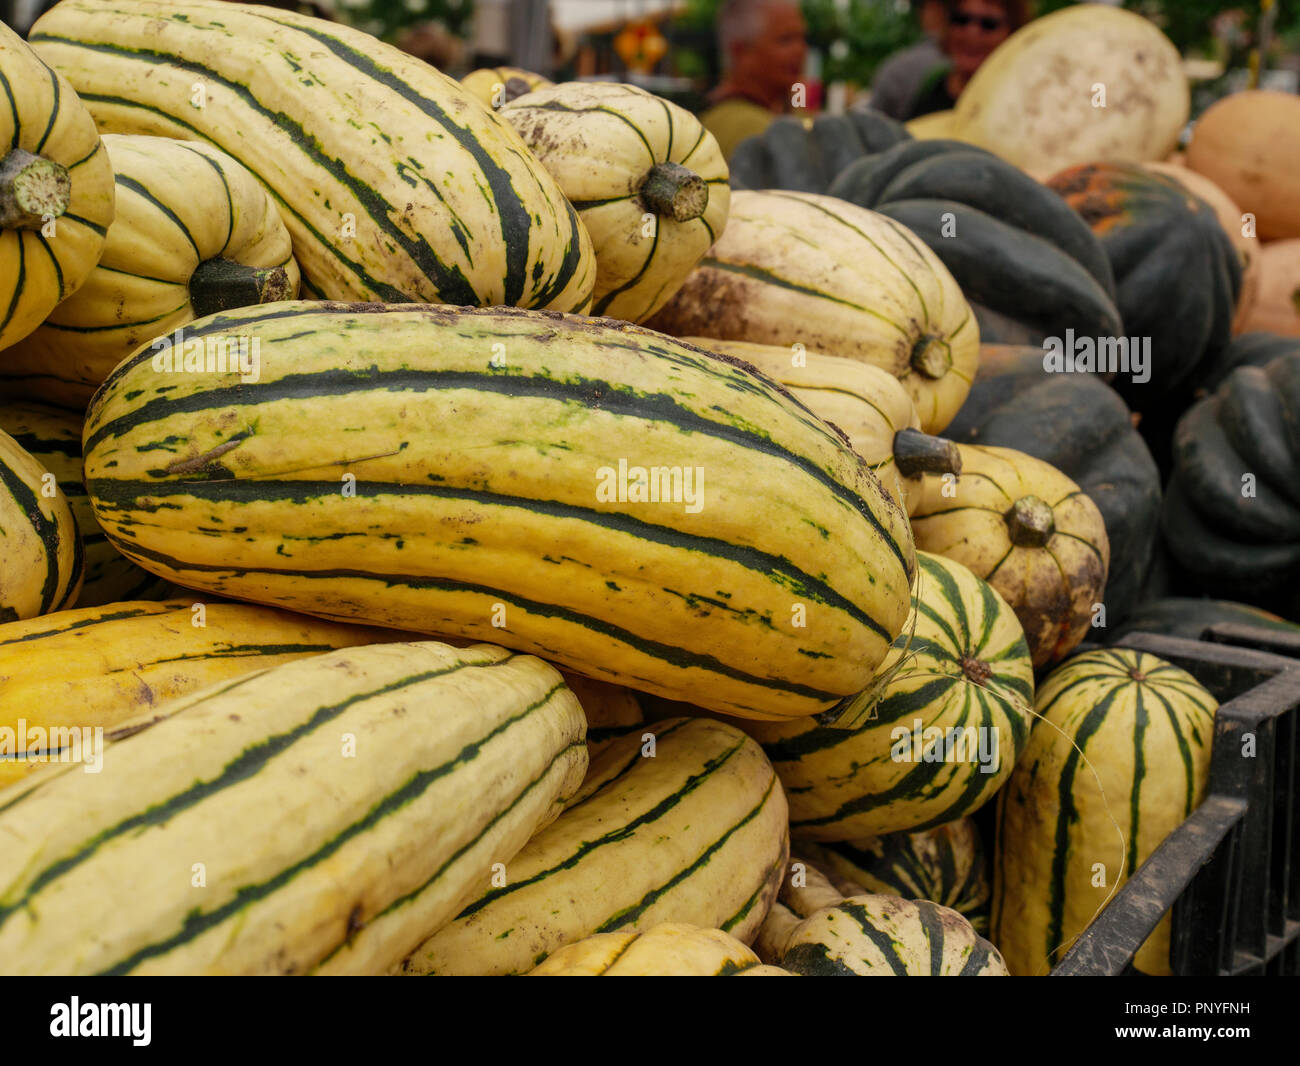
0;0;1297;977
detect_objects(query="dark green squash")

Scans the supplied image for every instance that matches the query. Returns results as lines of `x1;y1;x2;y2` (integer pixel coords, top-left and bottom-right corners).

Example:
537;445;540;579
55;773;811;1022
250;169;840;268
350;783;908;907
1047;162;1243;407
1107;597;1300;644
1195;331;1300;396
1162;352;1300;619
942;344;1160;627
825;140;1122;347
727;108;911;192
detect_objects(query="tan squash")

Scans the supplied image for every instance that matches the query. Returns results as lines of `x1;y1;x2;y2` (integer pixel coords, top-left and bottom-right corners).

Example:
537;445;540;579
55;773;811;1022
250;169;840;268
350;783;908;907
1186;90;1300;242
1237;239;1300;337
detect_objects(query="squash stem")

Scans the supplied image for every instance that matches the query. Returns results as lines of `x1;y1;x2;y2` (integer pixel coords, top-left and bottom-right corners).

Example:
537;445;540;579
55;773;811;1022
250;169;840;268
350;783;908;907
638;162;709;222
0;148;71;231
190;258;294;319
893;428;961;478
909;333;950;380
1004;495;1056;548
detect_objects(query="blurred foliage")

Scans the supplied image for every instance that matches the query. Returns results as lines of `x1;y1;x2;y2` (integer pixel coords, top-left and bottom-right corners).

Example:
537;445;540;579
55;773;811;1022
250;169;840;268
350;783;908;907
1037;1;1300;59
332;0;475;42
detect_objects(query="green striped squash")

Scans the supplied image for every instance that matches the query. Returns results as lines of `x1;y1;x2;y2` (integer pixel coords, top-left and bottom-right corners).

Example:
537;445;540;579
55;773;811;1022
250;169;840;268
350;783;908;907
560;672;645;760
527;923;789;976
0;641;588;975
646;189;979;434
0;428;82;621
739;551;1033;839
31;0;595;312
802;817;990;934
992;647;1218;976
758;859;1006;975
397;717;790;975
0;20;114;352
1;134;298;409
0;400;171;606
81;302;916;722
0;598;414;791
501;81;730;324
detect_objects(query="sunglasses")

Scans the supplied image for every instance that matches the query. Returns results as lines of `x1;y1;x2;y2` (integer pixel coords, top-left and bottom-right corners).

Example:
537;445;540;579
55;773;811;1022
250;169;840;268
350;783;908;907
949;12;1008;31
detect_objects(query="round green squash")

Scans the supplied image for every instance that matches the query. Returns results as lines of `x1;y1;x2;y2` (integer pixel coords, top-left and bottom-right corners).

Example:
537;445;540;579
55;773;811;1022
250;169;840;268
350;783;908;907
802;817;990;934
738;552;1034;841
727;108;910;193
992;648;1218;976
941;344;1160;628
1047;162;1243;412
1195;330;1300;396
758;859;1006;976
828;139;1121;348
1161;351;1300;618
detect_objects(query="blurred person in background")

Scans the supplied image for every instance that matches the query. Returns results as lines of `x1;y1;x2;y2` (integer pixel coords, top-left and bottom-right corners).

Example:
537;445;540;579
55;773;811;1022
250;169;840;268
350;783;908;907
700;0;808;161
865;1;946;120
894;0;1028;120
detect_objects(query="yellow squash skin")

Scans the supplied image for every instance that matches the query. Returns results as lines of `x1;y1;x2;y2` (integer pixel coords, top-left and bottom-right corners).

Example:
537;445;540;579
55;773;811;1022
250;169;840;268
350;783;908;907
502;82;730;324
952;5;1188;175
0;641;588;975
81;302;916;722
2;135;299;408
757;858;1007;975
0;428;82;622
397;717;790;975
738;552;1034;841
461;67;553;110
0;598;415;790
0;22;114;352
527;922;776;976
910;443;1110;668
30;0;595;312
682;337;958;515
992;648;1217;976
0;399;171;607
646;190;979;434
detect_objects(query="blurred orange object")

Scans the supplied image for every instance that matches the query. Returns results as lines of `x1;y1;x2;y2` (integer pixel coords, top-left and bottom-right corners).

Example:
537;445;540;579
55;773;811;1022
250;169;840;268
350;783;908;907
614;19;667;74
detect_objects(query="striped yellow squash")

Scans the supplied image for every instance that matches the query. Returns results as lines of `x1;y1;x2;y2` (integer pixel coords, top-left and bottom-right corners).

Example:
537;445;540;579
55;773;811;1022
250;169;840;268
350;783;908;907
81;302;916;722
501;82;730;323
527;923;789;976
0;21;114;352
992;648;1218;976
0;598;414;790
0;641;588;975
910;443;1110;668
0;399;171;606
397;717;789;975
1;135;298;408
682;337;961;514
0;428;82;622
30;0;595;312
461;67;553;110
646;189;979;433
802;817;991;934
738;552;1033;840
757;858;1007;975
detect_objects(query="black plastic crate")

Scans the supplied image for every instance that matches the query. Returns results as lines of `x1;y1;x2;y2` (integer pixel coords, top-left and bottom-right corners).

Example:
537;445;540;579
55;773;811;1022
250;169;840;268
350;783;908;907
1050;631;1300;976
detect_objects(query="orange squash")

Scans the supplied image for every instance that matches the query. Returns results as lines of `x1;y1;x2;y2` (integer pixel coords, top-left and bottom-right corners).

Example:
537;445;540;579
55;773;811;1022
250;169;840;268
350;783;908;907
1185;90;1300;242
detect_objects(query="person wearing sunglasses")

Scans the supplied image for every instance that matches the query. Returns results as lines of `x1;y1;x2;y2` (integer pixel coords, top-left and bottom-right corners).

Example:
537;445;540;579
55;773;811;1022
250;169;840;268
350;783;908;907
896;0;1030;120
